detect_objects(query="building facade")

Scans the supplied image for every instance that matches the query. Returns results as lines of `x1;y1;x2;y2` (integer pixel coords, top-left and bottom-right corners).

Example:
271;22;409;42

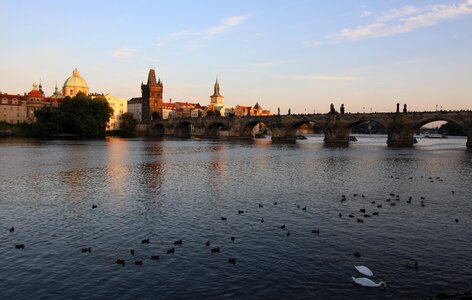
141;69;163;123
0;82;63;124
128;97;142;122
63;68;89;97
104;94;128;131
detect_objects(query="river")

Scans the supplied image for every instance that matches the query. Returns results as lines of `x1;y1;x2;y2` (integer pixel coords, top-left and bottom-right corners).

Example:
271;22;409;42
0;135;471;299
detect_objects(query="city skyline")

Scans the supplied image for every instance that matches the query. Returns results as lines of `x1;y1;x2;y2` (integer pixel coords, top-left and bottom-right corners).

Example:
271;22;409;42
1;0;472;113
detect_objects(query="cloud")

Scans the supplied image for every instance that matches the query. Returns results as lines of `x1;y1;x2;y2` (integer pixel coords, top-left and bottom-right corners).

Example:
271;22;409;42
309;1;472;44
284;75;361;81
108;48;134;59
155;14;250;47
362;11;373;17
202;15;250;36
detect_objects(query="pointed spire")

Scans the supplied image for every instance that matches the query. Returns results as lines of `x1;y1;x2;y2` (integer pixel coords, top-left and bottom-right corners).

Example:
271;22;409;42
211;77;222;97
147;69;157;85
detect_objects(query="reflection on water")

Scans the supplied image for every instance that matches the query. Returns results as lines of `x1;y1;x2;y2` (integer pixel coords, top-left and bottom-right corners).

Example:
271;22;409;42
0;135;471;299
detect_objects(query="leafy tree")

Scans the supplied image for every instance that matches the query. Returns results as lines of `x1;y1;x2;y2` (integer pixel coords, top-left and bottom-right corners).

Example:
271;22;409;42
33;92;113;138
119;112;137;137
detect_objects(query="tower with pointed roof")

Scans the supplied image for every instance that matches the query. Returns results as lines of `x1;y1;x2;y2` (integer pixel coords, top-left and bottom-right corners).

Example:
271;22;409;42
210;78;224;106
141;68;163;123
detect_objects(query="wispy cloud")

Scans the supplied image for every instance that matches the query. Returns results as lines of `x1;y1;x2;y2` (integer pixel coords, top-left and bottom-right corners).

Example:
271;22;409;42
156;14;250;47
283;75;361;81
108;48;134;59
203;15;250;36
309;1;472;45
362;11;373;17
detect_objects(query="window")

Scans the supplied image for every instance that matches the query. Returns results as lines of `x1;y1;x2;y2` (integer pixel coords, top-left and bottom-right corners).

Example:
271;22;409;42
70;89;73;96
120;103;123;106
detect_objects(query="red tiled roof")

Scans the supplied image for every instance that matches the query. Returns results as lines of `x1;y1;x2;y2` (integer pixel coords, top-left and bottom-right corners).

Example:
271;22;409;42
27;89;44;98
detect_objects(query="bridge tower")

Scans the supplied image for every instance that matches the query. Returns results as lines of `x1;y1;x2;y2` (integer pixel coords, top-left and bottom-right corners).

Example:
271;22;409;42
141;69;163;123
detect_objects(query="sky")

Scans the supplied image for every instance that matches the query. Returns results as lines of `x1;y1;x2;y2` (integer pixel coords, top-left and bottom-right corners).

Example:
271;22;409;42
1;0;472;113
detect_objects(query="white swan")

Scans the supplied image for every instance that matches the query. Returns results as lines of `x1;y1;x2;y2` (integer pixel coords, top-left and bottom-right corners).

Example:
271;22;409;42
354;265;373;277
352;277;386;288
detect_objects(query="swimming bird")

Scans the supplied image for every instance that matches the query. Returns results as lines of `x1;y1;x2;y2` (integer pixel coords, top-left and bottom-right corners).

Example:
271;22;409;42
421;203;425;207
221;217;227;221
274;202;277;205
174;239;183;246
9;227;14;233
259;204;263;208
134;260;143;266
231;237;235;242
81;247;91;253
339;213;342;218
364;214;371;218
167;248;175;254
360;208;366;213
116;259;125;266
312;229;320;234
130;249;135;256
389;193;395;196
302;207;307;211
355;265;374;277
281;224;286;229
238;210;244;214
406;262;418;270
15;244;25;249
261;218;264;223
228;258;236;265
286;231;290;236
151;255;160;261
353;194;358;197
377;204;382;208
390;203;396;206
205;240;210;247
455;219;459;223
211;247;220;253
297;205;300;209
349;214;355;218
352;277;386;288
371;201;376;204
420;196;425;200
92;205;97;209
373;212;379;216
362;195;365;198
357;218;363;223
354;252;361;258
451;191;455;194
141;238;150;244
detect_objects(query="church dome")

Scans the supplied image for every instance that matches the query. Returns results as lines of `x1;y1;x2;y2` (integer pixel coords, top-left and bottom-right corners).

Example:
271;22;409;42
63;68;88;89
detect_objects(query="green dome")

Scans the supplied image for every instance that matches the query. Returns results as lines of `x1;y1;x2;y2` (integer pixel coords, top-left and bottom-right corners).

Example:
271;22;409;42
63;68;88;88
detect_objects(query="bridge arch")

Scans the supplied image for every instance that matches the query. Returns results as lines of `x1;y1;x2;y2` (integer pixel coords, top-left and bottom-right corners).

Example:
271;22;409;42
413;116;467;131
241;120;275;138
204;121;230;138
174;121;193;138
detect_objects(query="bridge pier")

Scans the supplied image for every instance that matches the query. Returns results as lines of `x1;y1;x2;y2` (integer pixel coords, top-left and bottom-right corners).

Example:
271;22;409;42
271;126;296;141
323;125;350;147
387;129;416;147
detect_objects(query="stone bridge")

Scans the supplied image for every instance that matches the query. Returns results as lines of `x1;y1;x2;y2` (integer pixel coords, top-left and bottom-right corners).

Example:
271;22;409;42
151;111;472;148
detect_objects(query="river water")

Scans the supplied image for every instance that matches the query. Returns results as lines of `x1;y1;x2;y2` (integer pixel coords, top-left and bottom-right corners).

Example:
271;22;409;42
0;135;471;299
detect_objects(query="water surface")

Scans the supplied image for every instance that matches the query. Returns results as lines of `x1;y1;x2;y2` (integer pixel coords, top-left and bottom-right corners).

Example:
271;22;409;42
0;135;471;299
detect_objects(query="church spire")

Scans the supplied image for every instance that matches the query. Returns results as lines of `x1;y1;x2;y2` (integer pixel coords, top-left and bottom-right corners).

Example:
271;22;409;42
147;68;157;85
211;77;222;97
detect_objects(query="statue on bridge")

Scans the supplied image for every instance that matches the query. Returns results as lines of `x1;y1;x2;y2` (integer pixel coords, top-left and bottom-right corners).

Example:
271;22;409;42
288;108;291;115
396;103;400;113
340;104;345;114
403;104;407;113
329;103;336;114
278;107;280;116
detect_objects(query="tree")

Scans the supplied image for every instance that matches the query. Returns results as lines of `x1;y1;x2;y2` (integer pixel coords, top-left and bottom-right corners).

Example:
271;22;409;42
119;112;137;137
33;92;113;138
